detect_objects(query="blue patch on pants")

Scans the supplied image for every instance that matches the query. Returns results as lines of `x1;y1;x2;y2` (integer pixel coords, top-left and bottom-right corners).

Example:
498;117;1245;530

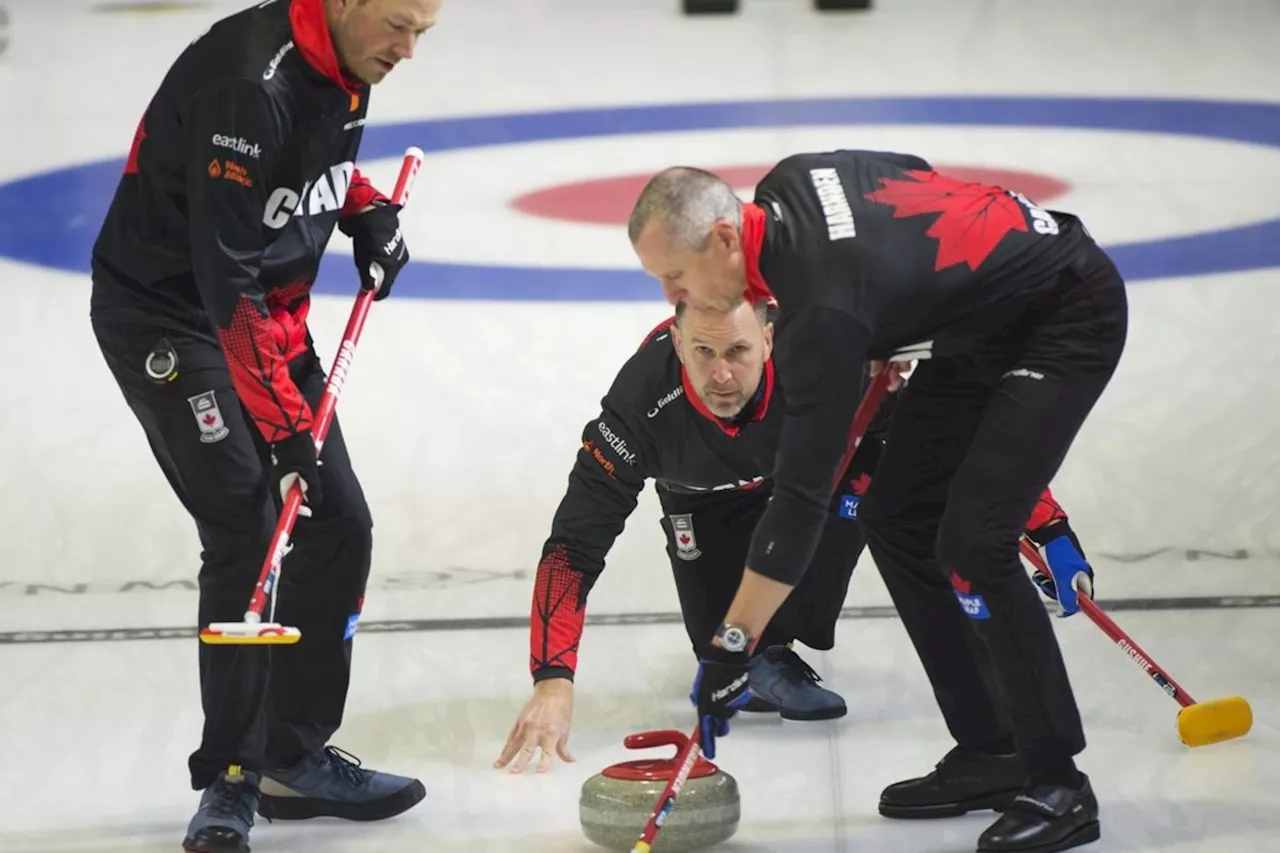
344;612;361;640
838;495;860;520
955;591;991;620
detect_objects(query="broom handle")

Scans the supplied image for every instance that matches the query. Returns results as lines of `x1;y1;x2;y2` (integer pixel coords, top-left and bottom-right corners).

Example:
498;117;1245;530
629;728;703;853
243;148;425;622
1019;537;1198;707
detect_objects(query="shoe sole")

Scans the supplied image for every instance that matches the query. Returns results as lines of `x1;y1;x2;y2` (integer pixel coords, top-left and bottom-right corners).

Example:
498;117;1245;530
257;779;426;822
780;704;848;721
182;834;249;853
977;819;1100;852
879;788;1020;819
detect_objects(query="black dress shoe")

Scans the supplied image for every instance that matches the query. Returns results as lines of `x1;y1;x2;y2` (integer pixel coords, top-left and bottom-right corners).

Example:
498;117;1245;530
880;745;1026;819
977;773;1100;852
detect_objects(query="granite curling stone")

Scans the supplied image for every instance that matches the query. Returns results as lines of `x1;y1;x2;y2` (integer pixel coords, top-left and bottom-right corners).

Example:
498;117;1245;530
580;729;740;852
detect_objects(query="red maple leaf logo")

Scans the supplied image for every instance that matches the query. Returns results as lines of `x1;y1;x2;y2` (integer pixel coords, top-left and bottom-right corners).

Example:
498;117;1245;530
864;170;1028;272
850;472;871;496
202;414;218;427
678;534;691;546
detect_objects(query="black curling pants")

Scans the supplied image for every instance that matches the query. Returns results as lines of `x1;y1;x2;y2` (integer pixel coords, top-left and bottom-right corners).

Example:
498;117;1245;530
91;316;374;790
857;242;1128;773
661;435;881;658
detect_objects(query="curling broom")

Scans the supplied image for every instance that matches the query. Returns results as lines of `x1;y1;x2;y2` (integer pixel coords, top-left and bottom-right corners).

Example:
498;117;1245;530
200;146;427;646
1019;537;1252;747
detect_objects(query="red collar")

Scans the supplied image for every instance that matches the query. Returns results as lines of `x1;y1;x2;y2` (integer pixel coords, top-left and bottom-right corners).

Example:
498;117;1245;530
741;202;776;307
680;358;776;438
290;0;363;94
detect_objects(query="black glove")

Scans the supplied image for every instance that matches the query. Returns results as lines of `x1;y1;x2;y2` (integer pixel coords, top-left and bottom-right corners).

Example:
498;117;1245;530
271;430;322;513
689;644;753;760
340;201;409;300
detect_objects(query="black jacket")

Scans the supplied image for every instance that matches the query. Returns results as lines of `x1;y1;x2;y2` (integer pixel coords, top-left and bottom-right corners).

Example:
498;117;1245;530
528;317;886;681
90;0;388;445
739;149;1090;586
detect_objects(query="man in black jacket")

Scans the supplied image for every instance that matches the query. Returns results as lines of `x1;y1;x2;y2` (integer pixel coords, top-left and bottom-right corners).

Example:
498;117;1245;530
627;152;1124;853
494;299;1097;777
88;1;440;850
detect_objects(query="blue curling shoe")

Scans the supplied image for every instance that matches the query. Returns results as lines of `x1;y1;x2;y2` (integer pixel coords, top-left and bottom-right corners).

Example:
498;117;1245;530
257;745;425;822
182;766;260;853
745;645;847;721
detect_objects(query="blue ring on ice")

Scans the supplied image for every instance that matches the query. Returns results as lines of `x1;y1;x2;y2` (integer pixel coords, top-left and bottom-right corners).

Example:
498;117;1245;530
1;96;1278;300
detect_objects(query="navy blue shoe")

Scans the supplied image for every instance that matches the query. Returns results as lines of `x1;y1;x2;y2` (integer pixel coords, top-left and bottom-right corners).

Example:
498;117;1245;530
182;766;260;853
258;746;425;822
747;645;847;721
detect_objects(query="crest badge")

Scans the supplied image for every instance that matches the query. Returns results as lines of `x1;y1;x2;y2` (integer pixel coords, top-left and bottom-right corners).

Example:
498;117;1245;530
670;513;701;561
188;391;230;443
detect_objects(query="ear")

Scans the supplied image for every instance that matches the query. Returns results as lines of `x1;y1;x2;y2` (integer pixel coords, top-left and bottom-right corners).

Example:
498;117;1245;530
762;321;774;361
670;322;685;364
711;219;740;255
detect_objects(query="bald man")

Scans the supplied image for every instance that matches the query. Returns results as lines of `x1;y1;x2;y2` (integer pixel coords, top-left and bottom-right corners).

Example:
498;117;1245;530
495;299;1092;775
88;1;441;849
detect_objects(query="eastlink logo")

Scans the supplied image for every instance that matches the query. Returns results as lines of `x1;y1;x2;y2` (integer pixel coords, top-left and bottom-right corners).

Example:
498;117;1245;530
596;421;637;465
212;134;261;158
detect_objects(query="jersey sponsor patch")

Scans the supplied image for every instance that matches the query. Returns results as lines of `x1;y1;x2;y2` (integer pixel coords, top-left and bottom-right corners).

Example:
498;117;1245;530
596;420;637;465
211;134;261;158
647;385;684;418
263;39;294;80
208;158;253;188
838;494;860;520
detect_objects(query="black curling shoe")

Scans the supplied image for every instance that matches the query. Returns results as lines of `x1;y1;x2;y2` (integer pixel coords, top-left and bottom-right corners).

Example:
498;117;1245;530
879;744;1026;819
977;773;1100;852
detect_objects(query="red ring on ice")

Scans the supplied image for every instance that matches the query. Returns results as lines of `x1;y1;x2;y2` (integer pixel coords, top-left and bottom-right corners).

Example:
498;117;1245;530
510;164;1072;226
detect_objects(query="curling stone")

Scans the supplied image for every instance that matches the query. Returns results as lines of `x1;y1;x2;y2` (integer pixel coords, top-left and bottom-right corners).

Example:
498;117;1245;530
580;730;739;852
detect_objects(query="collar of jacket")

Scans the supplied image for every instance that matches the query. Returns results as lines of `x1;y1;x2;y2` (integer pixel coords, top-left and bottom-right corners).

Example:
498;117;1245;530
290;0;364;95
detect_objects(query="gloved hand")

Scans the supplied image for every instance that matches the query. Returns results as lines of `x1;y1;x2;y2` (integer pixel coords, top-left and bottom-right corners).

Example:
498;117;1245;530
271;430;322;516
690;645;753;760
339;201;409;300
1026;522;1093;617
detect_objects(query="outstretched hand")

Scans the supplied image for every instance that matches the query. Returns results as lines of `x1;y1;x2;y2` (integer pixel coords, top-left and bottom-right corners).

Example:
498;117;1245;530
495;678;576;774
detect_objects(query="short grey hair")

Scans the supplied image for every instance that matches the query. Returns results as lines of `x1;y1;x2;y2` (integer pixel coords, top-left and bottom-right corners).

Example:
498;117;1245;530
674;298;769;328
627;167;742;250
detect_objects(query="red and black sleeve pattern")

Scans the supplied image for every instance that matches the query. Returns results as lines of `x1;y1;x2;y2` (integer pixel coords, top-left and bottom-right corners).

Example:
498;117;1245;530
1024;487;1069;534
529;401;650;683
184;78;313;444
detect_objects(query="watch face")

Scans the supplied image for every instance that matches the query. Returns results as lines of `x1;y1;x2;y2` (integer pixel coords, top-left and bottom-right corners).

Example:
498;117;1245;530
721;625;748;652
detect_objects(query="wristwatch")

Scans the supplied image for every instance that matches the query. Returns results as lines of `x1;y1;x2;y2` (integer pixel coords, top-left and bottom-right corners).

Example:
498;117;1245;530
714;622;754;654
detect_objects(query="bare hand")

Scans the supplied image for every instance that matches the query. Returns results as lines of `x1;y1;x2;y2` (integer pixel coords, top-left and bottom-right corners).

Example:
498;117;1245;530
869;359;912;392
494;678;576;774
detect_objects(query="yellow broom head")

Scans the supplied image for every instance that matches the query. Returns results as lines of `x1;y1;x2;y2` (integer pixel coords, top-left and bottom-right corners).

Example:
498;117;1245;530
1177;696;1253;747
199;623;302;645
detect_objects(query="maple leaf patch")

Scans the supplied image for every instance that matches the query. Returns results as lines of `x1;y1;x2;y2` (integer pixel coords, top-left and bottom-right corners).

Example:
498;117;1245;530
864;169;1028;272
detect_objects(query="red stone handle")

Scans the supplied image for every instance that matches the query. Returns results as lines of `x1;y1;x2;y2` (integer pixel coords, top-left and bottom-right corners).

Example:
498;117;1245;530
622;729;690;755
